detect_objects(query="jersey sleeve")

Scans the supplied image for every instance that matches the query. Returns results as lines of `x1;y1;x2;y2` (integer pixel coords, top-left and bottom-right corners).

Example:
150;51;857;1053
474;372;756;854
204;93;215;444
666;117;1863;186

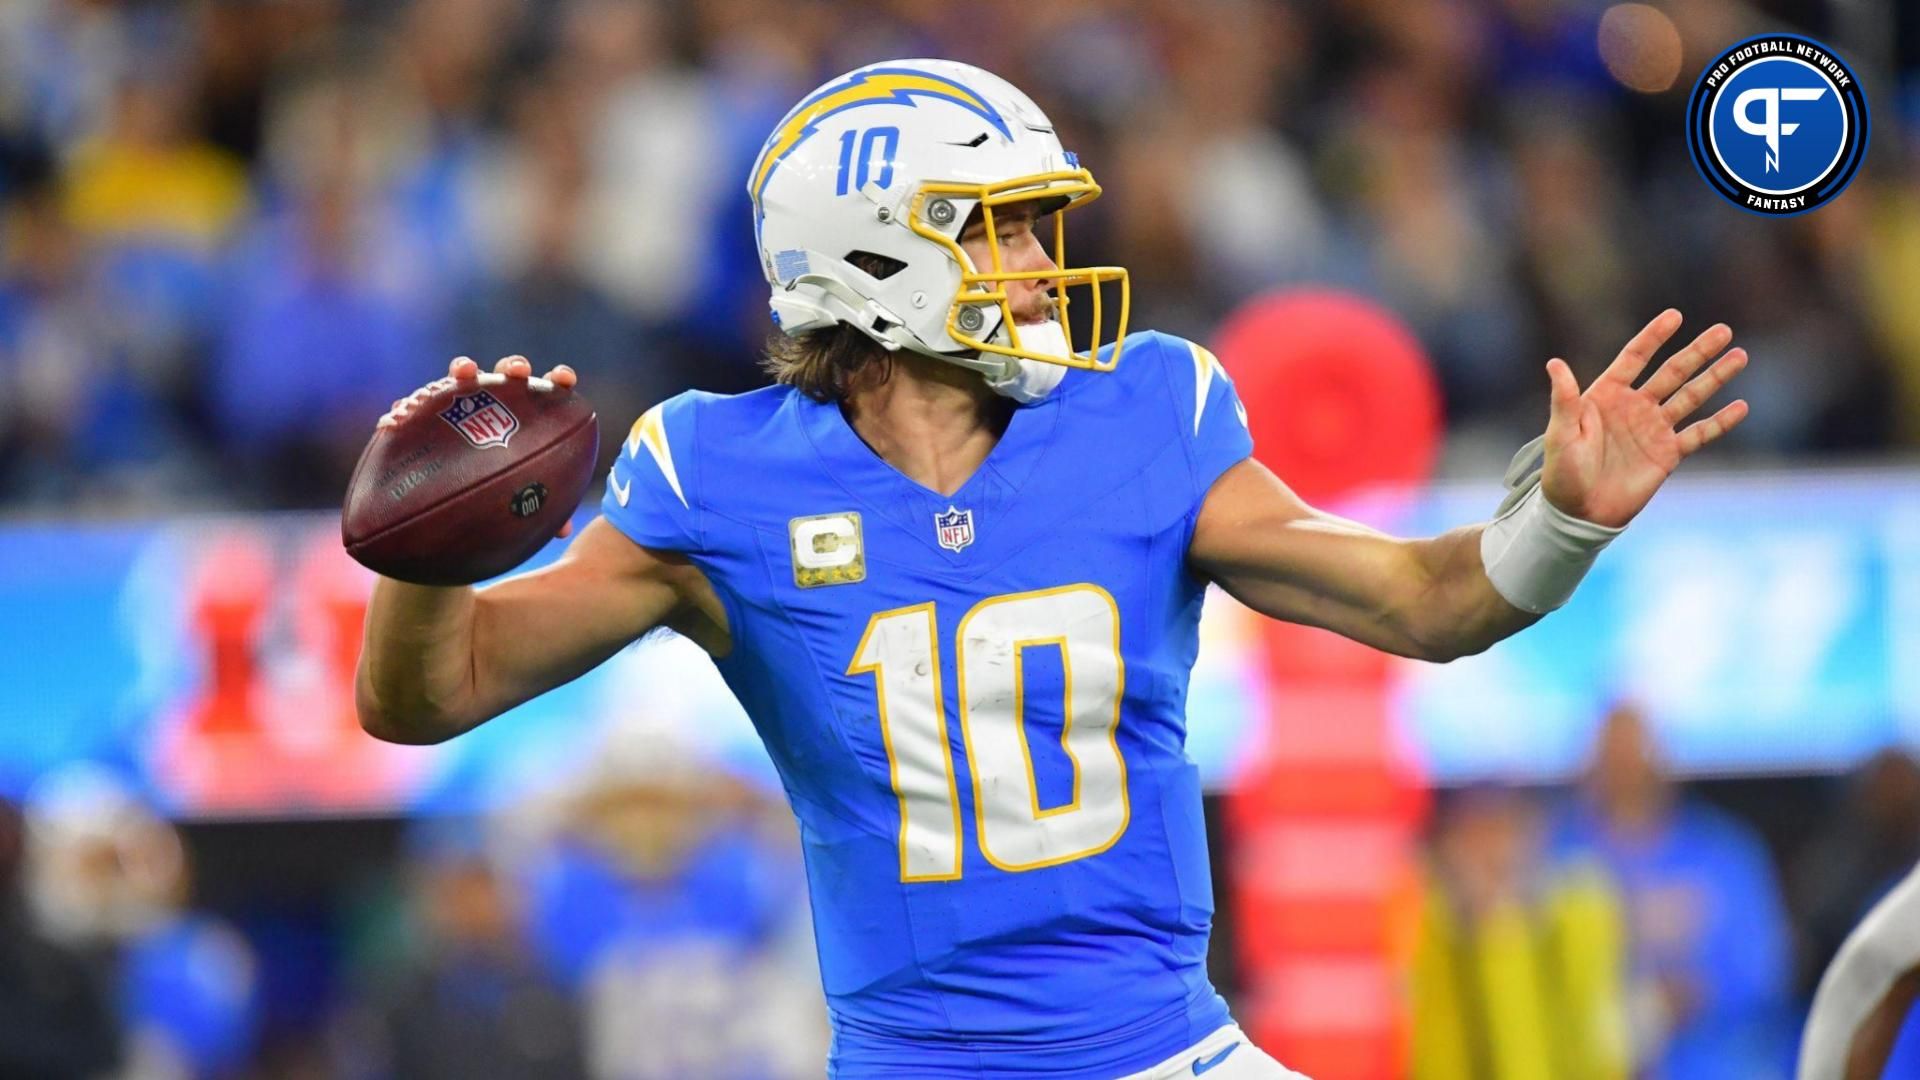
599;391;705;554
1154;332;1254;502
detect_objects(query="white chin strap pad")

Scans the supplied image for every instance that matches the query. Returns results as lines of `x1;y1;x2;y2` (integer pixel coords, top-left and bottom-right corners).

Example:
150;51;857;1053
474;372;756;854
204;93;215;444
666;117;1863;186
979;320;1071;403
771;276;1073;406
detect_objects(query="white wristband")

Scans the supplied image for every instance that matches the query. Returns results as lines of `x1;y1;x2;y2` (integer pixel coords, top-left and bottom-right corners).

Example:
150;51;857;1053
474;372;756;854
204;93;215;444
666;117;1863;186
1478;485;1623;614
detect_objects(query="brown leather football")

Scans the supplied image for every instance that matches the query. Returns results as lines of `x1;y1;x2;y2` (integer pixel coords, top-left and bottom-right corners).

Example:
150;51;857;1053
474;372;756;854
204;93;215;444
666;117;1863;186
342;375;599;586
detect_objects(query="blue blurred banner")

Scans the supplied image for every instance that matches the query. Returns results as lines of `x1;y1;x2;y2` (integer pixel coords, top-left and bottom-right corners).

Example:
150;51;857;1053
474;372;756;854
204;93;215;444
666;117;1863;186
5;468;1917;816
1366;467;1920;782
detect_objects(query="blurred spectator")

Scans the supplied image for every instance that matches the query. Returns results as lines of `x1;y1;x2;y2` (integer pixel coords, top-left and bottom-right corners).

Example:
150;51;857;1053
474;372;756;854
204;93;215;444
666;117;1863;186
61;60;249;499
1548;704;1793;1079
1501;101;1639;405
0;792;122;1079
212;54;448;505
23;765;260;1079
0;169;96;502
1411;785;1632;1080
1860;136;1920;445
1103;2;1328;338
61;64;249;249
0;0;151;150
517;720;824;1079
1315;57;1532;439
1793;748;1920;1076
453;64;660;425
1798;749;1920;984
351;817;586;1080
564;0;730;329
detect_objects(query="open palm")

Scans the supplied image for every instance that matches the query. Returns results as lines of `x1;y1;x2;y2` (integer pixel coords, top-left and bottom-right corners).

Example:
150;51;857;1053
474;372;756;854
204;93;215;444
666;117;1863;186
1540;310;1750;529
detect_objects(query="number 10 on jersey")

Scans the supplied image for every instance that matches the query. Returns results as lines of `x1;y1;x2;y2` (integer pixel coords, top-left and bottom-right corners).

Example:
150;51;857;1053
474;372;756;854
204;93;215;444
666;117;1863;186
848;584;1130;882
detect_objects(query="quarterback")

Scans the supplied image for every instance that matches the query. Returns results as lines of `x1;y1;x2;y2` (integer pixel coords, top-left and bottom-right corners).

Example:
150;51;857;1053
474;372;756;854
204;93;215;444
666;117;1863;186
357;60;1749;1078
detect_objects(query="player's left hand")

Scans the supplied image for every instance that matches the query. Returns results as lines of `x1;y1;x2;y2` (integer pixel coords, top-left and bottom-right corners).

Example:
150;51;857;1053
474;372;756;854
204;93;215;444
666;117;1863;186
1539;309;1749;528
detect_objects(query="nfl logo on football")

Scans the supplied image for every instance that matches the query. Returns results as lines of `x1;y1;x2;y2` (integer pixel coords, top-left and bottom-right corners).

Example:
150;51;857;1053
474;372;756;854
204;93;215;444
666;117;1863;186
439;390;521;449
935;505;975;552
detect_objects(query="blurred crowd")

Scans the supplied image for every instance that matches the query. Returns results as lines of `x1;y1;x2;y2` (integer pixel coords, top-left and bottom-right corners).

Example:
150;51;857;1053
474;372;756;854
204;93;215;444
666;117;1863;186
6;701;1919;1078
331;732;829;1080
1412;705;1920;1080
0;729;828;1080
1;766;262;1079
3;0;1920;513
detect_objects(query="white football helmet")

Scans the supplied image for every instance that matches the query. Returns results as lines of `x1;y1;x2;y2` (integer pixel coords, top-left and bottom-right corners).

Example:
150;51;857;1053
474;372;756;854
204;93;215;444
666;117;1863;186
749;59;1131;384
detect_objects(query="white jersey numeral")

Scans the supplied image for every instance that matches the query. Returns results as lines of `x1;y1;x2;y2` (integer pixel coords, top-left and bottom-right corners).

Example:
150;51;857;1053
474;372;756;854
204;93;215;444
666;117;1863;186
848;603;963;881
849;584;1128;881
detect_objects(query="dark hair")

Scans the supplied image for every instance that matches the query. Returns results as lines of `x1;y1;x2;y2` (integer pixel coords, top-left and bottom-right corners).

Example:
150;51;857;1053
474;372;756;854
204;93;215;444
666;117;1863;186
761;323;894;403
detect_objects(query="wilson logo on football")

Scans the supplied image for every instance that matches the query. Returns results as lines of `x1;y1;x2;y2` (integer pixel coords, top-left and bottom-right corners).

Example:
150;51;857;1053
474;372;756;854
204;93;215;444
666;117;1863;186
439;391;520;449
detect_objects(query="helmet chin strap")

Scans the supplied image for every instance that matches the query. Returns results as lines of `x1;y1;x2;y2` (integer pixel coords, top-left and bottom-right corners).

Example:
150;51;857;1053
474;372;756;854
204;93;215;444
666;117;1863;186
978;320;1070;403
909;318;1071;404
785;272;1070;403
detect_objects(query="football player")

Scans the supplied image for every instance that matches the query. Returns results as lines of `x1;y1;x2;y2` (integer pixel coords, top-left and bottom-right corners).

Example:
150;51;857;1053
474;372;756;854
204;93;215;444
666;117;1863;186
357;60;1749;1078
1799;863;1920;1079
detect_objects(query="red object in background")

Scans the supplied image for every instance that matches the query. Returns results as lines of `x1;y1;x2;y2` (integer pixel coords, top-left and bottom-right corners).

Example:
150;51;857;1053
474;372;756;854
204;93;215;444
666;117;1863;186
1212;290;1441;1080
1213;289;1441;508
184;533;275;737
153;523;427;814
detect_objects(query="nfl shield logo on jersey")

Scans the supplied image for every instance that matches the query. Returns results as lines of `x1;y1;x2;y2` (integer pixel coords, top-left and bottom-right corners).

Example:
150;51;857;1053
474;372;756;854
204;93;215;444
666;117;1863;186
934;505;975;552
439;390;520;449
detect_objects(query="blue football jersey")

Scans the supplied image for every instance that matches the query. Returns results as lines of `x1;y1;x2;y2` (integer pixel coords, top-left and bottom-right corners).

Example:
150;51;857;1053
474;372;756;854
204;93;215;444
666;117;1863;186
599;330;1254;1078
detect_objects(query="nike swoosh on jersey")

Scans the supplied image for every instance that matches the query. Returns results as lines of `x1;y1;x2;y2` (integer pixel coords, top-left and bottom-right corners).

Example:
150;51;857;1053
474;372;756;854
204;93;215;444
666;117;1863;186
1192;1042;1240;1075
610;474;631;507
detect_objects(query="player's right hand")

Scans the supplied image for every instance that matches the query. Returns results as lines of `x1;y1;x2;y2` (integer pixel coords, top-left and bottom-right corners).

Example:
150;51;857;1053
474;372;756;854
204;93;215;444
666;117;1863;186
377;355;579;430
374;355;585;538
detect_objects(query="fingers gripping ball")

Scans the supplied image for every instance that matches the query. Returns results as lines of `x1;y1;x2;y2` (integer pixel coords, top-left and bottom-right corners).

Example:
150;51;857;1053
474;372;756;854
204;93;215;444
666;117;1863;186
1212;290;1441;506
342;370;598;586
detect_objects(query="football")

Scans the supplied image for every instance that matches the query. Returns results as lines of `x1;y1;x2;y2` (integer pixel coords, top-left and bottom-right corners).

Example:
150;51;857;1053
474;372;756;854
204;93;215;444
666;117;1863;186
342;374;599;586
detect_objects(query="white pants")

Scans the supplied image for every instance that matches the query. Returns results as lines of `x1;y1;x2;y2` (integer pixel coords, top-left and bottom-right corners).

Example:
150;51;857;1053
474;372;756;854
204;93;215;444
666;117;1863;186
1115;1025;1309;1080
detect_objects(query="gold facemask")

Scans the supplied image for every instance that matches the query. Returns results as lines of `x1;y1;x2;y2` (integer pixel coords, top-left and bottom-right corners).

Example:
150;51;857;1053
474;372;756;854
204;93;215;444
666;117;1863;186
907;169;1131;372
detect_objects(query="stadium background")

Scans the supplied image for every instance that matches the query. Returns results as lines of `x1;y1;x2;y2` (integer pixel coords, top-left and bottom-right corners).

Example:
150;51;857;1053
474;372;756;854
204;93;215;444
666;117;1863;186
3;0;1919;1076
